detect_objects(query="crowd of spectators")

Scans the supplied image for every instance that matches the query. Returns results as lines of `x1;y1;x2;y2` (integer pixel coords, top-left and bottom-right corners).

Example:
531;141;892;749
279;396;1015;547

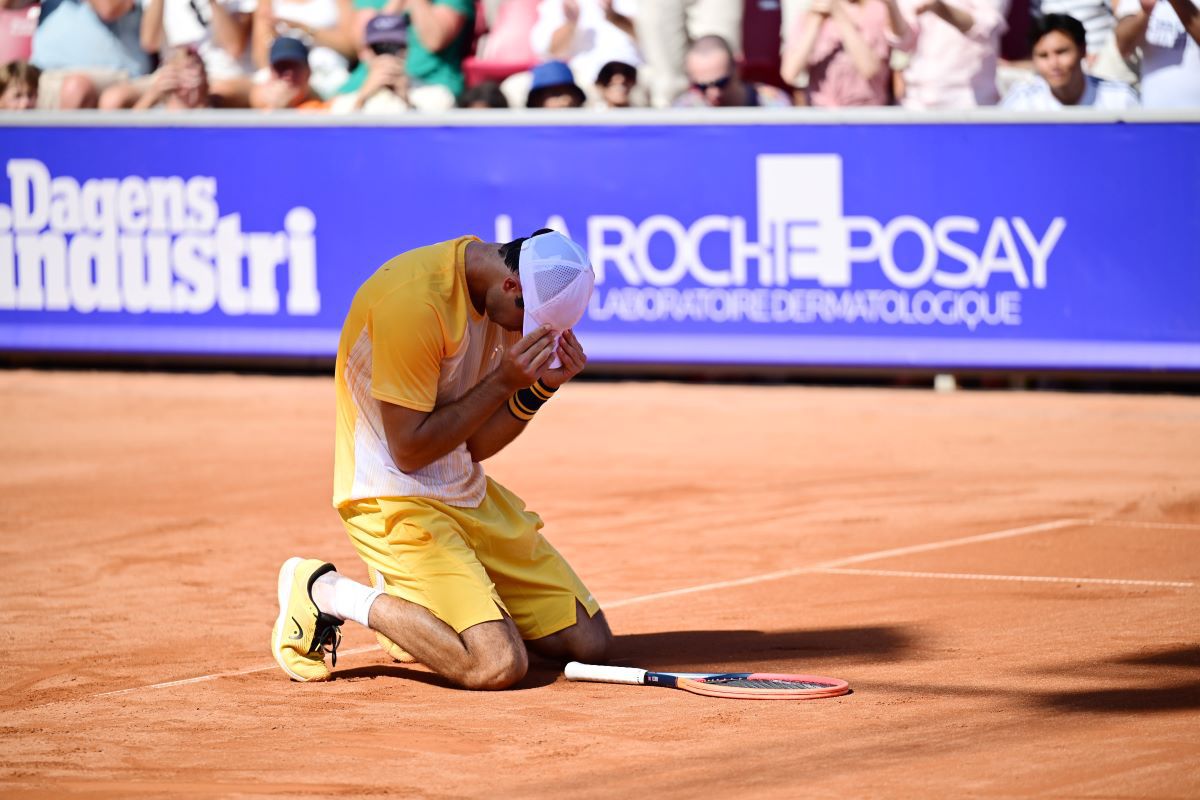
1;0;1197;112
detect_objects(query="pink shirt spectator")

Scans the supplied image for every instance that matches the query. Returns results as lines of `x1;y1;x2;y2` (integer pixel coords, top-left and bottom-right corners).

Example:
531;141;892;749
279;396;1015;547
793;0;895;106
895;0;1008;108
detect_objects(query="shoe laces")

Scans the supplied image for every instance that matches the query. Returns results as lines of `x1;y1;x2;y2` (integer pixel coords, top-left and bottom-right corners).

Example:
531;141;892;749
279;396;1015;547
312;614;343;668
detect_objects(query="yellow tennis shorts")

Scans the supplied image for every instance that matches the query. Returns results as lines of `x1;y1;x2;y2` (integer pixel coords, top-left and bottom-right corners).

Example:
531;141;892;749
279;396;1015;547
339;477;600;641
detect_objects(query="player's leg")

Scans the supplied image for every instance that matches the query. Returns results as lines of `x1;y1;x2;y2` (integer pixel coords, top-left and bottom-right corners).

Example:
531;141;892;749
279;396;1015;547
465;479;613;664
272;553;528;689
524;600;613;663
363;594;527;690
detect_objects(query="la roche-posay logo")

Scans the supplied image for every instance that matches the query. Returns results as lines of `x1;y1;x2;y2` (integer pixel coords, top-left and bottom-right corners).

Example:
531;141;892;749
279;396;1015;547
0;159;320;316
497;155;1067;331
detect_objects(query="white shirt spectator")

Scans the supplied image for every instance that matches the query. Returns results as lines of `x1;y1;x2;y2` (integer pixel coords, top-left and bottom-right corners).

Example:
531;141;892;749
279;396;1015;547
1002;73;1140;107
1118;0;1200;107
162;0;257;81
530;0;641;85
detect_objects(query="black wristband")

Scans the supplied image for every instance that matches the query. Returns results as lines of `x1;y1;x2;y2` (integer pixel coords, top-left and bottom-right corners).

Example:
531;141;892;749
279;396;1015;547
507;379;558;421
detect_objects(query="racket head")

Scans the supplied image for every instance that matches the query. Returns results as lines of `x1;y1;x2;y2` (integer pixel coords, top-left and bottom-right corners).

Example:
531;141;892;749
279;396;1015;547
674;672;850;700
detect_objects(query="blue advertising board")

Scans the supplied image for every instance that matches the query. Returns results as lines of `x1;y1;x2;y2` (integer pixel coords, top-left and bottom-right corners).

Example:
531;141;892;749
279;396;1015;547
1;115;1198;370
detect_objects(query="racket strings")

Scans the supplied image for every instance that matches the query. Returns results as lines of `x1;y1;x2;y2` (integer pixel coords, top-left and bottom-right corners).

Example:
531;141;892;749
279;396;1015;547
703;678;837;690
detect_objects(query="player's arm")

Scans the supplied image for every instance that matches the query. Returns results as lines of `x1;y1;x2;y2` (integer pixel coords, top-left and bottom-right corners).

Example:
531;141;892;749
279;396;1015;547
380;326;557;472
466;329;588;462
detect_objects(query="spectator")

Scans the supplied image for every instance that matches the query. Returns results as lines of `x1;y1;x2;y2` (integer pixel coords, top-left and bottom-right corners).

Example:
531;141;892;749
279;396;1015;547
1116;0;1200;106
0;59;39;109
636;0;743;107
252;0;356;98
328;13;415;111
1030;0;1135;85
674;34;792;107
404;0;475;99
894;0;1009;108
100;0;257;109
131;46;218;108
252;34;328;108
526;58;585;106
530;0;641;88
474;0;539;65
29;0;152;109
457;79;509;106
593;58;636;107
1003;13;1139;106
1032;0;1115;54
781;0;911;106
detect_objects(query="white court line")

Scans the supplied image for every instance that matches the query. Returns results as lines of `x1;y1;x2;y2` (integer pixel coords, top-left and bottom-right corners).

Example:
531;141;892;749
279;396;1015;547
92;516;1182;698
604;517;1084;609
1085;519;1200;531
822;567;1194;589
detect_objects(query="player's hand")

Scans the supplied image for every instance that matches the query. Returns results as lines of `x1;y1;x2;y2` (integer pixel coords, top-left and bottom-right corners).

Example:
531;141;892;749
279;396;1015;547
539;329;587;390
499;325;557;390
563;0;580;24
1138;0;1155;14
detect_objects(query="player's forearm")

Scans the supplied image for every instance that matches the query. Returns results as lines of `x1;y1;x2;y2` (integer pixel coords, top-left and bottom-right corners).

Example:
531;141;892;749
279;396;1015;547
387;374;511;472
465;404;528;462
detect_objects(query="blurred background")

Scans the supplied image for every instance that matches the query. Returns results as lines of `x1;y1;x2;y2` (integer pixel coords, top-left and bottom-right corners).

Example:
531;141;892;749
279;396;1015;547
1;0;1198;388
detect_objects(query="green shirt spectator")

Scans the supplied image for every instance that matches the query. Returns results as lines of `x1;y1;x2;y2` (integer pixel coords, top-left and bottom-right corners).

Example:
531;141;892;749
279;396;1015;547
405;0;474;97
339;0;389;95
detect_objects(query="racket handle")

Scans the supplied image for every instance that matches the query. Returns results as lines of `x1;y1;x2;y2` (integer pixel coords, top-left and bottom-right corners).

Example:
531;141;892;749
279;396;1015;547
564;662;647;685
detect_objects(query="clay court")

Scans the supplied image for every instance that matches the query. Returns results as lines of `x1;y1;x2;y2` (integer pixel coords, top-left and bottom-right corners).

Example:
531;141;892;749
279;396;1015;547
1;369;1197;797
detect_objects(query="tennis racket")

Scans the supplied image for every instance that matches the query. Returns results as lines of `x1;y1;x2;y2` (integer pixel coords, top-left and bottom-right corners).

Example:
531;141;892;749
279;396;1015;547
565;662;850;700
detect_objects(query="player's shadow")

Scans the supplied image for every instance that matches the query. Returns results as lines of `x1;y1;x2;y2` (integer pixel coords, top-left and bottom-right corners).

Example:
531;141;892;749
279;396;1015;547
332;661;561;691
1031;644;1200;714
608;625;915;671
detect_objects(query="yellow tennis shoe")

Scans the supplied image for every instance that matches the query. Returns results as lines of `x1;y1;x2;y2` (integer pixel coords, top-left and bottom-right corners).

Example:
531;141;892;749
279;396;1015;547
271;557;343;682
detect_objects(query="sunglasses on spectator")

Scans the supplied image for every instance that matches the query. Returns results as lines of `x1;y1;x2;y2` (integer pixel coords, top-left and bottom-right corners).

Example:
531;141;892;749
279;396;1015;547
692;75;732;92
370;42;406;57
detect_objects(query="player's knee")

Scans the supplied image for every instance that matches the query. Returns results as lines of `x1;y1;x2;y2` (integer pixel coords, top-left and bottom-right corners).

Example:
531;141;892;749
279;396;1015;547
461;643;528;690
570;613;613;663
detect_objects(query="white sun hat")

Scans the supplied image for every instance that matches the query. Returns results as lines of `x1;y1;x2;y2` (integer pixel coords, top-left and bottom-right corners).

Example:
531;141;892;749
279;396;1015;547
518;231;595;368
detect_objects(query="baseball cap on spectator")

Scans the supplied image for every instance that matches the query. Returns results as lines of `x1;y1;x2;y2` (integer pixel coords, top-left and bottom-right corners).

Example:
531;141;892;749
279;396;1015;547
365;14;407;51
518;231;594;367
269;36;310;66
527;60;586;108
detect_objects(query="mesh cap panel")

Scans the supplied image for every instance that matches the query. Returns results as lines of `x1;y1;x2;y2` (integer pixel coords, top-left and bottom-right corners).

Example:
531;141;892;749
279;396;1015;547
534;264;585;303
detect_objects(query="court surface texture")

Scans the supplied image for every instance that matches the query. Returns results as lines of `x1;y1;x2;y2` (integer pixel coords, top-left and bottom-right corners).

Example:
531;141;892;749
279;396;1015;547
1;370;1197;798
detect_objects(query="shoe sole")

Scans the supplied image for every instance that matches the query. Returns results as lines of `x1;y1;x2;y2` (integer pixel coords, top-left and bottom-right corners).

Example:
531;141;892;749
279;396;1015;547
271;556;311;682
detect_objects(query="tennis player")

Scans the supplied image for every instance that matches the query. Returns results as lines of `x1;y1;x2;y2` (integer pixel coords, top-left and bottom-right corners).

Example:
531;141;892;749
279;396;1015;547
271;229;611;690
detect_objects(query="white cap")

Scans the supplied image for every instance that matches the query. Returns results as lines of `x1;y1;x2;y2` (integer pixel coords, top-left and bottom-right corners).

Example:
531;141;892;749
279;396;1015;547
518;231;595;368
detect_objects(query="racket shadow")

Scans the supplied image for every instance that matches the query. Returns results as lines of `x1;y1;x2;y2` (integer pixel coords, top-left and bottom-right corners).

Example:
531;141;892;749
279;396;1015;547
608;625;916;671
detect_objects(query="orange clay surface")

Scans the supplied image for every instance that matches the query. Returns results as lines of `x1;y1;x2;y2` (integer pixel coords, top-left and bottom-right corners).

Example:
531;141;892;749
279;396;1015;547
1;369;1198;798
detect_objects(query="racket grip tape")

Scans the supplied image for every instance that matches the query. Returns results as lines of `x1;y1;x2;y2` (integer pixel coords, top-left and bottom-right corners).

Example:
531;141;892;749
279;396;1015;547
564;662;648;685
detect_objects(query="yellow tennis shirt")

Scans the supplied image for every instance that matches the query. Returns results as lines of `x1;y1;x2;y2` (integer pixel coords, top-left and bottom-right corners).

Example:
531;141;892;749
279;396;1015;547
332;236;518;509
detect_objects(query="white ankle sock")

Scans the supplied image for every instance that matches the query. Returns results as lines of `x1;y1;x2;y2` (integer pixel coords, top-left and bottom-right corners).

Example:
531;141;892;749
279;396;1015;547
311;572;383;629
